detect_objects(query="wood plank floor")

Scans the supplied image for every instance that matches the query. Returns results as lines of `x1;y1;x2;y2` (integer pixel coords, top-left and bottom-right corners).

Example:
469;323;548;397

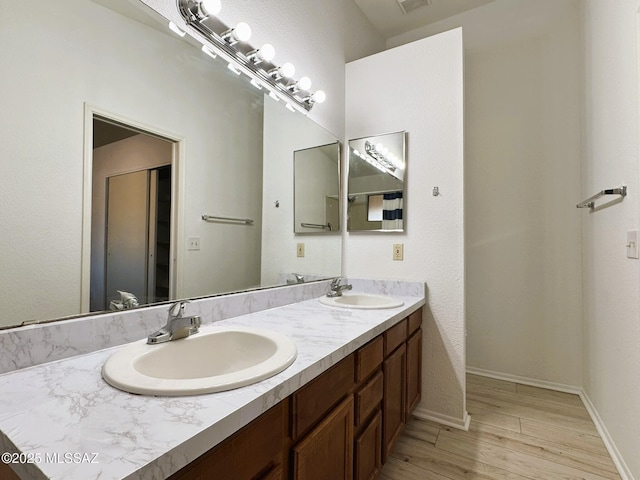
380;374;621;480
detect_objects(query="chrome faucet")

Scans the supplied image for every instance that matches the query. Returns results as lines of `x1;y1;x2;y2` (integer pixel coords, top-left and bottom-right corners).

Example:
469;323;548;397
147;300;201;344
327;277;352;297
287;273;305;284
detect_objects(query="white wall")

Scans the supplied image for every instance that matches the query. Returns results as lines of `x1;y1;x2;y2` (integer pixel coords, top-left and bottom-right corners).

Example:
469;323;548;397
582;1;640;478
346;29;467;428
386;0;584;389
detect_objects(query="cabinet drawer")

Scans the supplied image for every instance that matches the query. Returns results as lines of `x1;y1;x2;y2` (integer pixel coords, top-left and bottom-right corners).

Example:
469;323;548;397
291;354;355;440
384;319;407;356
355;371;383;427
356;336;383;383
407;309;422;336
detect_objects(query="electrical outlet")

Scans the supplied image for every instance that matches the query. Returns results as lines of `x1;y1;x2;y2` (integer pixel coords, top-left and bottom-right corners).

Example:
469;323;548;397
393;243;403;261
187;236;200;251
297;243;305;257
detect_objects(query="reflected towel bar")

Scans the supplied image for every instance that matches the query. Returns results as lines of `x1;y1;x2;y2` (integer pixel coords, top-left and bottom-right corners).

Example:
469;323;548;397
202;214;254;225
301;222;333;231
576;186;627;209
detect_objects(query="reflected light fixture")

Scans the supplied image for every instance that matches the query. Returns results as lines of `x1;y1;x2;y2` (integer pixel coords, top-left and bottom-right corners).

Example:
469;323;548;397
227;63;241;75
177;0;326;112
169;21;186;37
364;141;397;172
201;44;217;59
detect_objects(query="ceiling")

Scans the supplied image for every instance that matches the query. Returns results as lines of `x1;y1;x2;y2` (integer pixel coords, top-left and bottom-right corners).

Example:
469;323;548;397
354;0;496;39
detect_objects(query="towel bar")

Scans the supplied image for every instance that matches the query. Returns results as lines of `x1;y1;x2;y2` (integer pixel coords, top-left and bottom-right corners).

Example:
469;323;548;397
576;186;627;209
202;214;254;225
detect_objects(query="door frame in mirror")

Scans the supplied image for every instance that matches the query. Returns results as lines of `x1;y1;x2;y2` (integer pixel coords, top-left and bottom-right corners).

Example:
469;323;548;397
81;104;186;313
293;141;342;234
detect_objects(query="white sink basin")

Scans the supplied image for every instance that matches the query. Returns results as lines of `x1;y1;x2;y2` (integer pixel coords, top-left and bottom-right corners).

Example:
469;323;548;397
102;326;297;396
319;293;404;309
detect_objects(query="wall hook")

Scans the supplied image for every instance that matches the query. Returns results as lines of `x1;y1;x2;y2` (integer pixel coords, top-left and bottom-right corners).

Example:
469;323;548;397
274;200;280;208
432;186;439;197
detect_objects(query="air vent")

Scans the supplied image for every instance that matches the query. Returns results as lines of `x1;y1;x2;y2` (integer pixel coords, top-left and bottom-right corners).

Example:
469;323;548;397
396;0;432;15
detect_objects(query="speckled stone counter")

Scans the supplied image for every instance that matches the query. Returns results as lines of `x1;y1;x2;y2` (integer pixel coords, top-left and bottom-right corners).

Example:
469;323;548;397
0;281;424;480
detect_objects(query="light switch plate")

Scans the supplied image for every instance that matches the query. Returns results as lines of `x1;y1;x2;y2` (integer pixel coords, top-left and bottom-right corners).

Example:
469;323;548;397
297;243;305;258
627;230;638;259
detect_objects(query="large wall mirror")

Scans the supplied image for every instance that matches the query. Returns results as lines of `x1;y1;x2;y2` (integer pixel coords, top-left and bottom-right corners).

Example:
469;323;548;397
347;131;407;232
0;0;341;329
294;142;341;234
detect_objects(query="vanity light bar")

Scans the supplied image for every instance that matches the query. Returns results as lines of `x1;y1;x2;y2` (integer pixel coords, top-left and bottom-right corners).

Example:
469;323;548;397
176;0;325;113
364;141;397;172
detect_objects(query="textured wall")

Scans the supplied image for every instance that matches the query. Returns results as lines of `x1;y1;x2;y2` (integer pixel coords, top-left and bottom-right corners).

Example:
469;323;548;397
581;1;640;478
346;29;467;427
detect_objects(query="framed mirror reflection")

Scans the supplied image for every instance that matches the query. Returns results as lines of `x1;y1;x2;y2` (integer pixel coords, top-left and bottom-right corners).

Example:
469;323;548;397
347;131;407;232
0;0;342;329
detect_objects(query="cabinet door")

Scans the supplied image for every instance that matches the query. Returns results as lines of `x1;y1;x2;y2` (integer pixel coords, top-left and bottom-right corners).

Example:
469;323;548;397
354;410;382;480
382;343;406;463
292;396;354;480
169;402;285;480
406;328;422;415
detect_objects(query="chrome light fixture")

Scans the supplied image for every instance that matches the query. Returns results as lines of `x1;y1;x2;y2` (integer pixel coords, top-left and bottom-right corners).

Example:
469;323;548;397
177;0;325;113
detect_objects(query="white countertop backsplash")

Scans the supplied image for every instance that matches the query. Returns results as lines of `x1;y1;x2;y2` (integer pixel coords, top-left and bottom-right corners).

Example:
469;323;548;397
0;279;424;480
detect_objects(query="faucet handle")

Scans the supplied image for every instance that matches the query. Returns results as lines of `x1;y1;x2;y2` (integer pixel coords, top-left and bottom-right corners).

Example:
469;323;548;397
330;277;343;289
168;300;190;319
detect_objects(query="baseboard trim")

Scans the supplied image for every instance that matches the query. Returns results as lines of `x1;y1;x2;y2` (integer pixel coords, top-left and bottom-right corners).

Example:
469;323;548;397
466;366;583;395
466;367;635;480
412;405;471;431
578;389;635;480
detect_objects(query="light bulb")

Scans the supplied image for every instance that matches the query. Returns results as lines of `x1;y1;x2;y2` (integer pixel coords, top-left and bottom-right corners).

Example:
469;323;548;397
297;76;312;91
312;90;326;104
200;0;221;16
222;21;251;44
247;43;276;65
280;62;295;78
234;22;251;42
260;44;276;62
375;143;383;151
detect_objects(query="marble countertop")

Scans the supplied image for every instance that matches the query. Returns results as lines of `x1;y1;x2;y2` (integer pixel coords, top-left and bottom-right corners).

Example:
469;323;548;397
0;293;424;480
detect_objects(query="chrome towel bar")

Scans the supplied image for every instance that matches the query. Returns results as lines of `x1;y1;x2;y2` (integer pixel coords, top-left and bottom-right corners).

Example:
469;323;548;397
577;186;627;209
300;222;333;231
202;214;254;225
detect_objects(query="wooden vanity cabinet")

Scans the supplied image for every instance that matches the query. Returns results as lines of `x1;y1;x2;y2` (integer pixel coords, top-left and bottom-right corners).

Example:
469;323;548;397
170;307;423;480
168;401;287;480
